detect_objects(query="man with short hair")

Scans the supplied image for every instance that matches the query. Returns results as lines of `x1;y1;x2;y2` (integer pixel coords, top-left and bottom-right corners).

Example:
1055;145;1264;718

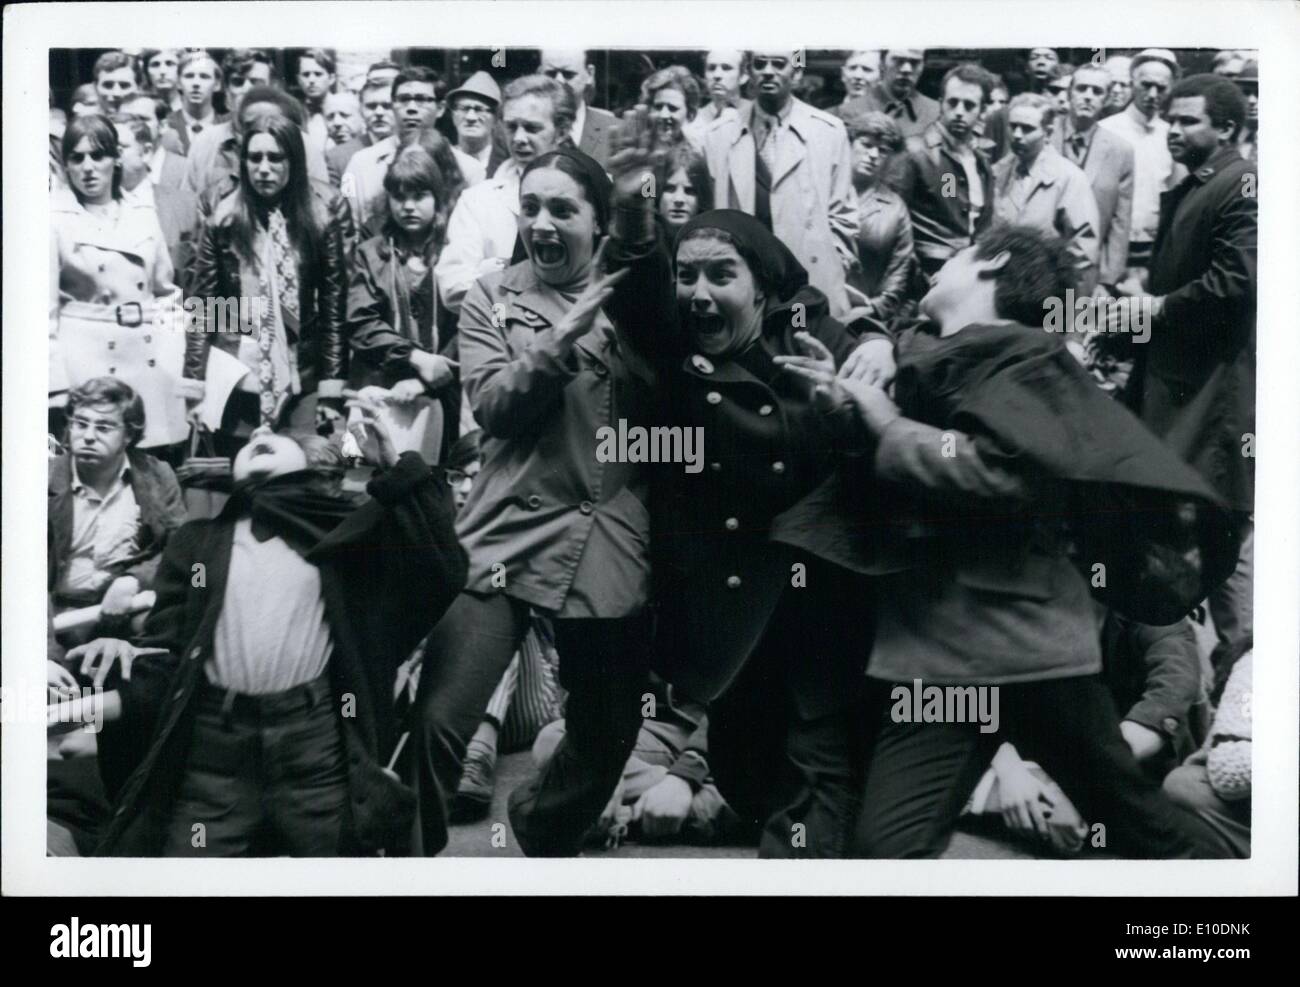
48;377;186;645
838;48;938;138
1107;75;1256;692
689;48;750;140
326;79;393;186
446;70;505;186
114;118;200;285
343;65;441;226
703;48;858;316
92;50;140;116
1233;59;1258;162
366;60;401;89
1025;47;1060;94
297;48;338;147
120;95;187;190
323;90;363;148
840;49;882;107
435;74;576;312
993;93;1100;293
1100;49;1183;273
1101;54;1133;118
1051;64;1134;289
539;49;617;165
893;62;996;277
163;50;227;156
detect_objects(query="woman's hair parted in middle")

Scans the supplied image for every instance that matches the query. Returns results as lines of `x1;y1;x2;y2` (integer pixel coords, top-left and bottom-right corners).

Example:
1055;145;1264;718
61;113;124;201
231;113;322;267
378;141;463;255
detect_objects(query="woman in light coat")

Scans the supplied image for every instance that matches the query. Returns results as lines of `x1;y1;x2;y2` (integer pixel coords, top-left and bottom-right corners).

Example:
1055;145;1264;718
51;114;184;450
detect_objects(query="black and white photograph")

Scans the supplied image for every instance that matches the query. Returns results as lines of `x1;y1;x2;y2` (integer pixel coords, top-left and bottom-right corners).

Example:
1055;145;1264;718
3;0;1297;919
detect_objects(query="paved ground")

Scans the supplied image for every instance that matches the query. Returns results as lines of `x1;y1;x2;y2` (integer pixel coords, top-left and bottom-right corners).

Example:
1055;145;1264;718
443;751;1034;859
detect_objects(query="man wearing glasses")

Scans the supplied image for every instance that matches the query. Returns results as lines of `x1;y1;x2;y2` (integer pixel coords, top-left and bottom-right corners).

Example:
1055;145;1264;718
48;377;185;648
702;49;858;317
538;49;616;166
446;71;505;186
344;66;443;225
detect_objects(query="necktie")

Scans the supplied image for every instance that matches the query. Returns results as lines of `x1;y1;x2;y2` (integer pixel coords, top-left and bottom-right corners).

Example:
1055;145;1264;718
753;115;775;231
1069;132;1087;163
759;114;778;173
888;98;916;122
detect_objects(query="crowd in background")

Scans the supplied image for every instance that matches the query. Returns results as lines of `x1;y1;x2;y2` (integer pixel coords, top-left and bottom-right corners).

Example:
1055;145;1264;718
45;45;1256;860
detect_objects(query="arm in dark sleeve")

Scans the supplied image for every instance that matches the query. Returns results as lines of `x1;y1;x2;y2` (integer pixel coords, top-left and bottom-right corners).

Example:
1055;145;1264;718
870;205;916;324
1158;178;1257;333
873;417;1033;504
116;462;187;591
664;702;711;792
603;228;684;378
183;218;221;382
315;199;349;399
1123;617;1201;740
346;244;414;376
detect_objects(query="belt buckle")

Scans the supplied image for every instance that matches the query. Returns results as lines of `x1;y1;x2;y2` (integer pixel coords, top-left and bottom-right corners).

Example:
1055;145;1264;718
115;302;144;328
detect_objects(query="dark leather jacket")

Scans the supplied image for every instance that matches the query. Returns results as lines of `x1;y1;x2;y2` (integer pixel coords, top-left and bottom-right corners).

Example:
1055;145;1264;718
183;187;347;397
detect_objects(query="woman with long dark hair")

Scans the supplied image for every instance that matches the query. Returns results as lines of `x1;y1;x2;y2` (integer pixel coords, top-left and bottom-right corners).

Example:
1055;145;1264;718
346;142;463;462
184;113;346;443
51;114;184;450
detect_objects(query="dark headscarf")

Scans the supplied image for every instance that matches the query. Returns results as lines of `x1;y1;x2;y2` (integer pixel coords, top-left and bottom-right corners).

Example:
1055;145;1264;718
675;209;808;303
221;470;356;560
509;146;612;267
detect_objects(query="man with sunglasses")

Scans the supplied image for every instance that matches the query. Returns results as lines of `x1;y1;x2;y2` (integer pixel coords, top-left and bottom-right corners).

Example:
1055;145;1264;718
702;48;858;317
539;49;616;166
48;377;185;648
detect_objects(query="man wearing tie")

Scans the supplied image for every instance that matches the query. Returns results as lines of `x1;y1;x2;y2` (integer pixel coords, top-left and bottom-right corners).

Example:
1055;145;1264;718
1051;64;1134;291
702;49;858;316
163;50;228;157
837;48;938;139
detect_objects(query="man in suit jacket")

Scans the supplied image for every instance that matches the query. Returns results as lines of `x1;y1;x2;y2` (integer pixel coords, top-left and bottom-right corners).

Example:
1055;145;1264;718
120;96;189;189
702;49;857;316
115;119;201;288
1052;65;1134;289
836;49;938;139
539;49;616;166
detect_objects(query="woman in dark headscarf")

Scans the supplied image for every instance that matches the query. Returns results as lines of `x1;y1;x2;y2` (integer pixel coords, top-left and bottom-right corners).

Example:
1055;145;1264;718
409;146;662;857
599;111;889;857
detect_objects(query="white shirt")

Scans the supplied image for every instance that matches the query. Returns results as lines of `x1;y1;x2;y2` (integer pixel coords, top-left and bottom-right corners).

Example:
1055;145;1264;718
342;135;398;227
452;142;493;186
209;518;334;695
61;458;140;594
1100;104;1180;243
148;145;167;187
571;102;588;148
435;158;524;312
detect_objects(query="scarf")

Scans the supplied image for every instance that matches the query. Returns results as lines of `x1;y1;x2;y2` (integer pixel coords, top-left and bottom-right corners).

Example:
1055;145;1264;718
221;469;356;560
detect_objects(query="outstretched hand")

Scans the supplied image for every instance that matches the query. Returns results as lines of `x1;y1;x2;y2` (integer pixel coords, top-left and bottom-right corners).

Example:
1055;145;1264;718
608;104;663;207
556;238;629;346
343;388;400;468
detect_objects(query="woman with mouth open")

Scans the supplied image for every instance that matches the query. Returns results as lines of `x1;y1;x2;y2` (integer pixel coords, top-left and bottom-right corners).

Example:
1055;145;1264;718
590;108;898;856
51;114;185;452
410;144;662;857
184;113;348;450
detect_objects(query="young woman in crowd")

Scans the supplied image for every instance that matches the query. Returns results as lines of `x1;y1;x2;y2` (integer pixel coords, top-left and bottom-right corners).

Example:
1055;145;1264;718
411;146;656;857
842;111;917;329
184;113;347;446
50;114;184;452
346;142;463;462
639;65;704;152
656;142;712;232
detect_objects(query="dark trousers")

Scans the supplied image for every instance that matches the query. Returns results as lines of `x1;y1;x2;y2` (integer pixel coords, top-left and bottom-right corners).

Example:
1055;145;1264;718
507;611;655;857
852;675;1232;858
162;674;354;856
410;591;531;855
707;576;873;858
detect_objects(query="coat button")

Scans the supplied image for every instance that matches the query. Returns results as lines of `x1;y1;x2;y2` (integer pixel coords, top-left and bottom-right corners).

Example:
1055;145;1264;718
771;461;786;474
706;391;722;405
1162;717;1178;734
144;335;152;343
147;359;156;367
137;281;145;290
759;404;774;416
190;647;202;660
592;364;608;377
107;341;116;350
173;688;184;701
726;575;742;589
527;494;542;509
579;500;594;515
724;517;739;531
108;367;117;374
